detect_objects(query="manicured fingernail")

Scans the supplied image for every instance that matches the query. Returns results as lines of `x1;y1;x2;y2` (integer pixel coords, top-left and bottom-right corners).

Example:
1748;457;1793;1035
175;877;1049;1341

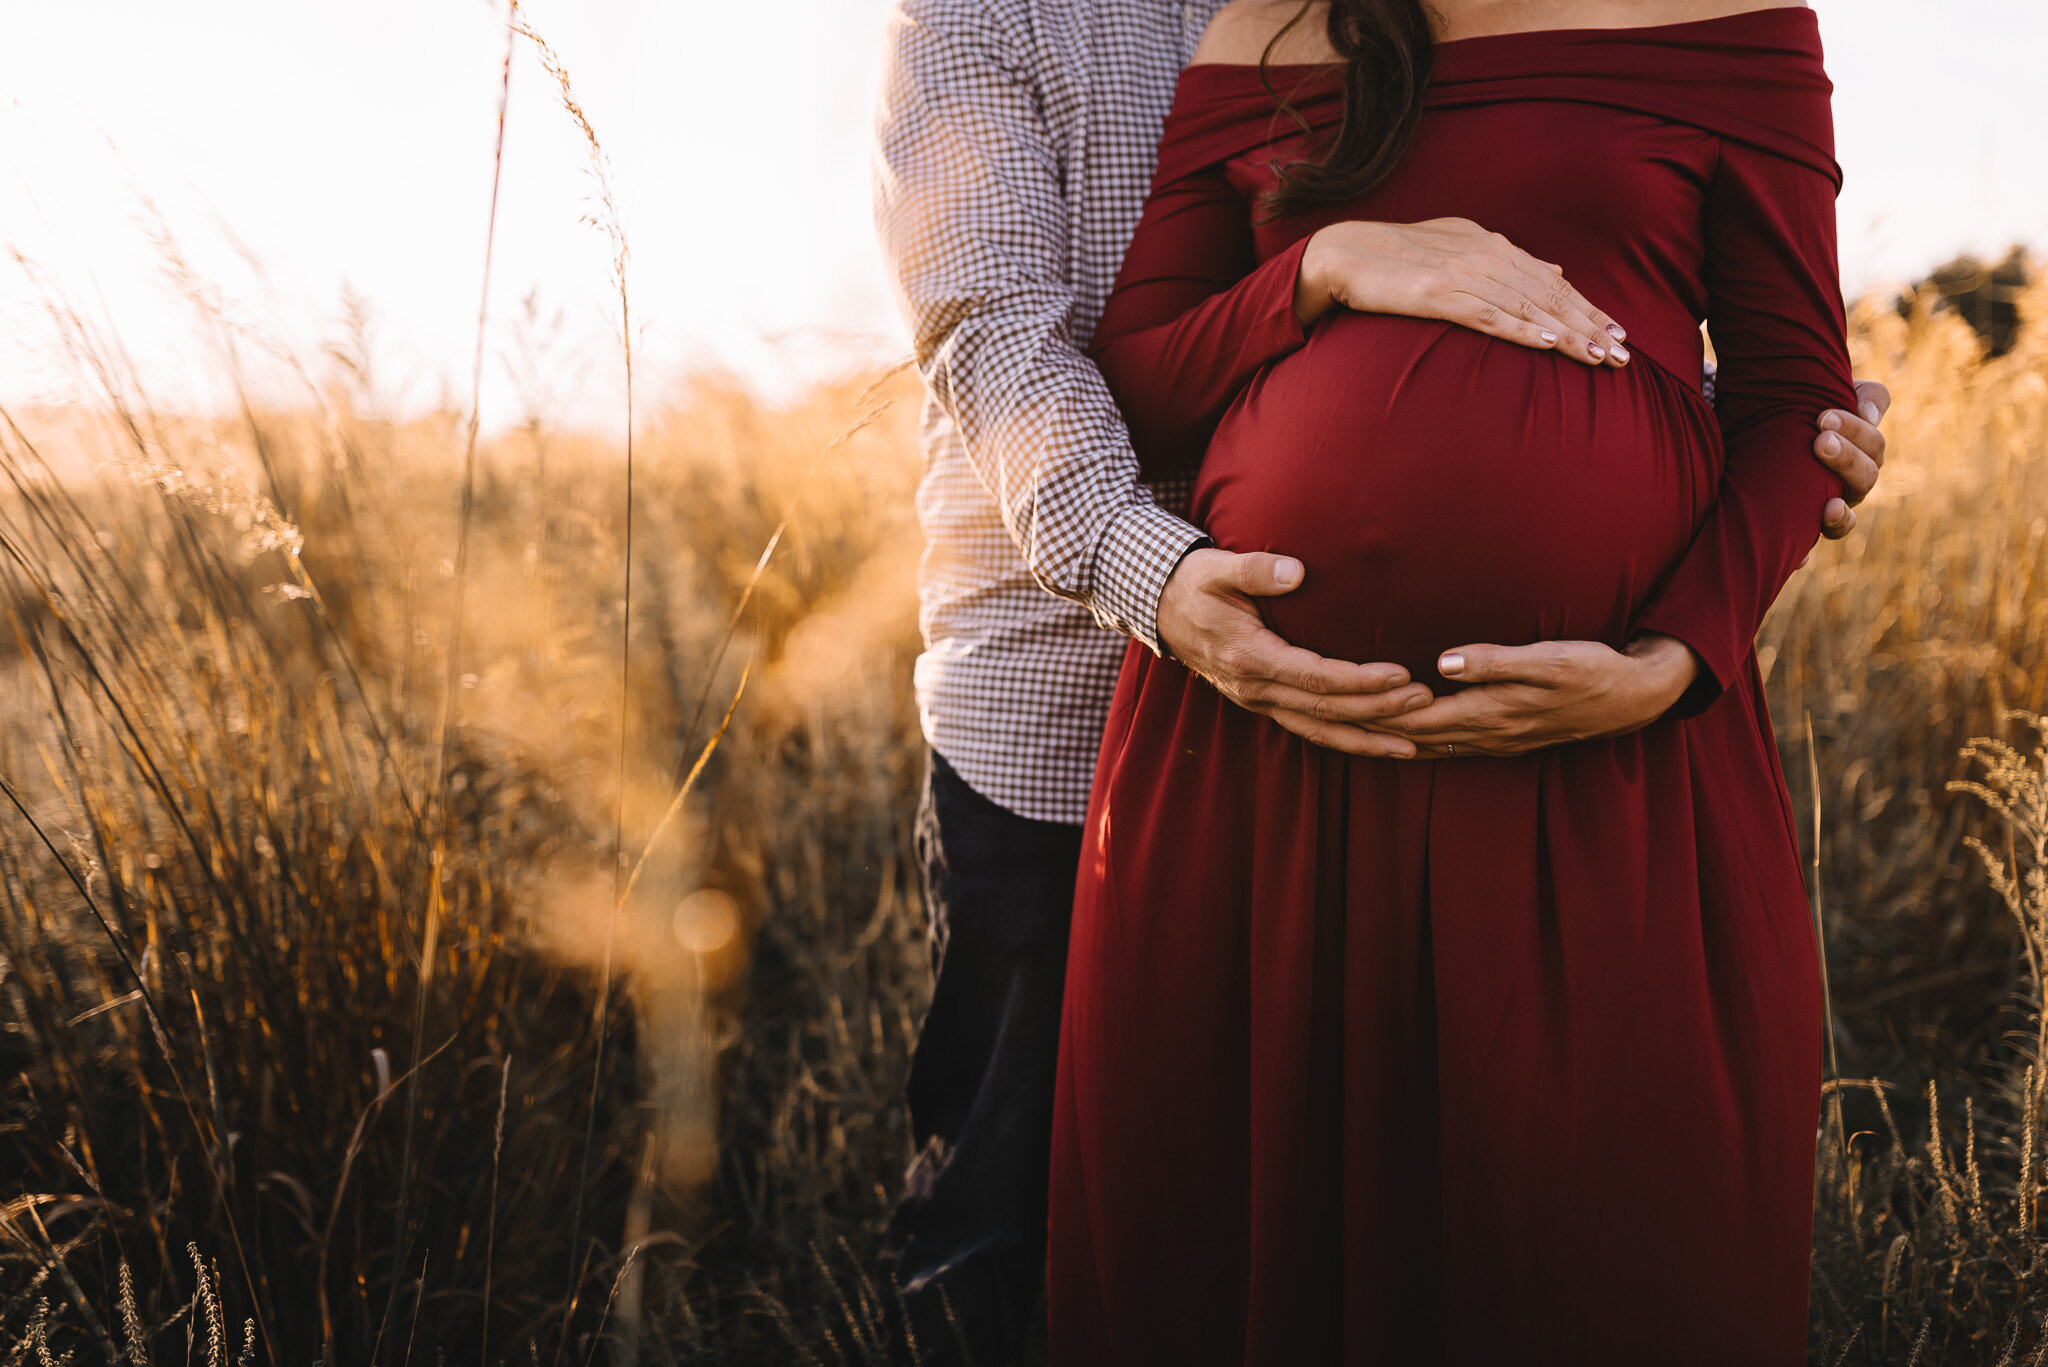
1606;323;1627;341
1540;330;1558;345
1861;402;1881;424
1439;652;1465;676
1588;344;1606;360
1820;410;1842;430
1609;343;1630;363
1273;557;1303;587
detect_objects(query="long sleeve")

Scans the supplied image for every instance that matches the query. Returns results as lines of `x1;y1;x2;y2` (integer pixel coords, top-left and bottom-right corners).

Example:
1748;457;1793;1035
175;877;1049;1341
1633;135;1857;710
873;0;1204;653
1089;140;1312;478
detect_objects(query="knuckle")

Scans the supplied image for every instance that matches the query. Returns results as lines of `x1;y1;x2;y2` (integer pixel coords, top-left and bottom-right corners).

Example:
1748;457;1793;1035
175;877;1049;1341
1472;304;1502;329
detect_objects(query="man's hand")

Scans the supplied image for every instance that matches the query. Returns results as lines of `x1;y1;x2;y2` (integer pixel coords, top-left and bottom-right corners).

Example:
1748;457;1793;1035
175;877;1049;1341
1157;548;1432;758
1814;379;1892;538
1298;218;1632;368
1371;634;1699;759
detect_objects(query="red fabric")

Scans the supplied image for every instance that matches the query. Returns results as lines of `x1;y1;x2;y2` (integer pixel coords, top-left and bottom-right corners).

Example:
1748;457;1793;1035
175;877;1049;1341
1050;11;1853;1365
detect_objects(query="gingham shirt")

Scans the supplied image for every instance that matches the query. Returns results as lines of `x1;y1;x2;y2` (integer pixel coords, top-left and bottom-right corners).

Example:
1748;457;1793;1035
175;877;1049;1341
874;0;1229;824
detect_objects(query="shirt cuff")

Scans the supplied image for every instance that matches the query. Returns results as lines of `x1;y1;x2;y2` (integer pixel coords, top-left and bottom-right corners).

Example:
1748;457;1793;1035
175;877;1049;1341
1089;501;1210;655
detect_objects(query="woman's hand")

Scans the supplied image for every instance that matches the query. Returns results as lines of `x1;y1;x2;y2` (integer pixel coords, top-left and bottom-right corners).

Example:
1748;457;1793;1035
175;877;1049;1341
1369;633;1699;758
1296;217;1630;368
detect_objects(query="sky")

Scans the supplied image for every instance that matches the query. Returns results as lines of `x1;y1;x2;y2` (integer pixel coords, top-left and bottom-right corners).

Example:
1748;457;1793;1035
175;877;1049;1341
1;0;2043;429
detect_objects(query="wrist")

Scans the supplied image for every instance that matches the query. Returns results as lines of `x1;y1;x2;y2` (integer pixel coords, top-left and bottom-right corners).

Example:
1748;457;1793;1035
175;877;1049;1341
1296;221;1378;329
1156;542;1222;662
1295;230;1338;329
1625;632;1700;711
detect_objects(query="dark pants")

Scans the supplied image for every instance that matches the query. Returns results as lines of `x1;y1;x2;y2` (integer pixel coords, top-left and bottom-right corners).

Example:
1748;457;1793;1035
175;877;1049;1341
881;751;1083;1367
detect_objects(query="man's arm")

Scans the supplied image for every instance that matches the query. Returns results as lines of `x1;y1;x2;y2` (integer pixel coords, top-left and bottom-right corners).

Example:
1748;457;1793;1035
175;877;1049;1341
876;0;1435;755
874;0;1196;648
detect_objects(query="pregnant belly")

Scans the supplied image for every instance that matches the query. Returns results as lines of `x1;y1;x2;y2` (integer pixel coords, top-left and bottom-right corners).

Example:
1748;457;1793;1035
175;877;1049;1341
1194;312;1721;689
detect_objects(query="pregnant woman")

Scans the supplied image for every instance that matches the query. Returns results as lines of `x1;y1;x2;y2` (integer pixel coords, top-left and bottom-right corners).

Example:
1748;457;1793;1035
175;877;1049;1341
1048;1;1855;1363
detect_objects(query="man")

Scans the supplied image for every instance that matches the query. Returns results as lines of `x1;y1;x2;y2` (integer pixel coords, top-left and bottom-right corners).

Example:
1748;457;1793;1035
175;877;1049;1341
870;2;1891;1361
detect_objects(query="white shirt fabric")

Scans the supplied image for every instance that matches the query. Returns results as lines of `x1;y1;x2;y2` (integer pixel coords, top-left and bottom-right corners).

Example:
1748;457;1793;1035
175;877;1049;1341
874;0;1227;824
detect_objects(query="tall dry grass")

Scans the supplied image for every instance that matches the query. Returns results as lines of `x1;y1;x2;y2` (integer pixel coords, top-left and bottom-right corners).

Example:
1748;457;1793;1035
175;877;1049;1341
1783;281;2048;1363
0;320;930;1362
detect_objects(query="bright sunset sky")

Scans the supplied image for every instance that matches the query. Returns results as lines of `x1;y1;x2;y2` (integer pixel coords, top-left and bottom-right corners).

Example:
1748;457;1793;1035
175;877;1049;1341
2;0;2042;428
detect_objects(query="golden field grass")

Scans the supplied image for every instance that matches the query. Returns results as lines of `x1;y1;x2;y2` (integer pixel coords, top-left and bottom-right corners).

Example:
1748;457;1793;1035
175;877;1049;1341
0;343;931;1363
0;269;2042;1365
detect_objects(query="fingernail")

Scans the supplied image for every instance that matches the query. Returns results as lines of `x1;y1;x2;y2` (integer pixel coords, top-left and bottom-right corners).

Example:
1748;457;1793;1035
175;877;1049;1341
1273;557;1303;587
1405;692;1430;711
1606;323;1627;341
1540;330;1558;345
1588;344;1606;361
1820;410;1842;430
1609;343;1630;363
1822;433;1840;455
1861;402;1881;424
1439;652;1465;676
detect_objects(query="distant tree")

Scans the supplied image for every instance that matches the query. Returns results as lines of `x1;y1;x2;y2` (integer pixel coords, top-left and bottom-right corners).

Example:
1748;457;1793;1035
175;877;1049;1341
1899;246;2029;357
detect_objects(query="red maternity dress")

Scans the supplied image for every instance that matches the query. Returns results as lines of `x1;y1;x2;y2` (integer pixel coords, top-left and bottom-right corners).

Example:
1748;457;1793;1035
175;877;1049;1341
1047;11;1856;1366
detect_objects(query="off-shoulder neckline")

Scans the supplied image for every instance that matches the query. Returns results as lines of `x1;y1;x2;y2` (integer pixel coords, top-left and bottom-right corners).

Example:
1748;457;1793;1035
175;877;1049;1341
1181;4;1815;74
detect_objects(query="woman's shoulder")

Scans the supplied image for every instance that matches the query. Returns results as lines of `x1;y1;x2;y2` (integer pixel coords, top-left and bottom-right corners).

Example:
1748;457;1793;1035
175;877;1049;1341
1622;0;1809;26
1430;1;1832;185
1437;0;1807;40
1189;0;1336;67
1651;0;1808;20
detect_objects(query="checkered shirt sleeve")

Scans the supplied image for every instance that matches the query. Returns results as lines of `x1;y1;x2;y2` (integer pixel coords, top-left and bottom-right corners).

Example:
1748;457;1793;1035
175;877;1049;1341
874;0;1207;654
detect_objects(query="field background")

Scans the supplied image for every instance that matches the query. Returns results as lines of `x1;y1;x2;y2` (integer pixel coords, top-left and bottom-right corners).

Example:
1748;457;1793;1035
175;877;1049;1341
2;7;2047;1365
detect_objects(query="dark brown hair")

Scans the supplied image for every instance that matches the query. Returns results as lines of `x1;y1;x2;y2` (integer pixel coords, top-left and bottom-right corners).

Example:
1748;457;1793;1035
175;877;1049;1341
1259;0;1437;218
